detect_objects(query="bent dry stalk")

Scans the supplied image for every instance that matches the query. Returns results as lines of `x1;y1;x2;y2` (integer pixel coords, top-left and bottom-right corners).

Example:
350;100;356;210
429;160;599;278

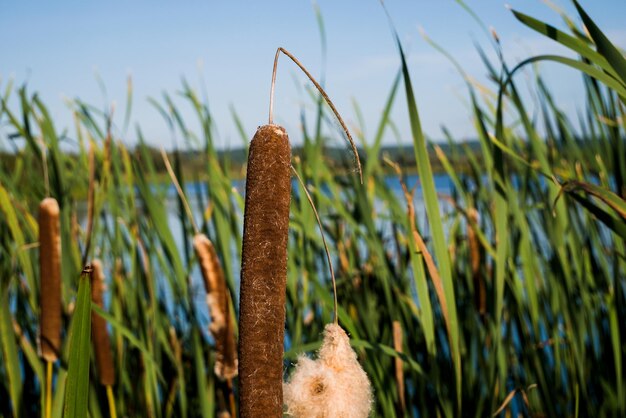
238;124;291;418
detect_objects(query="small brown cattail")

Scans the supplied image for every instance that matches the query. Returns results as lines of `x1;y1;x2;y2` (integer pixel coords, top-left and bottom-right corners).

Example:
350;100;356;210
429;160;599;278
239;124;291;418
193;233;238;380
284;324;373;418
90;259;115;386
39;197;62;362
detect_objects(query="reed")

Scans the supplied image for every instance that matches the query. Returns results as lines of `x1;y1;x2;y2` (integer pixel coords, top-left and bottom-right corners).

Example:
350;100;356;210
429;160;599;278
0;2;625;416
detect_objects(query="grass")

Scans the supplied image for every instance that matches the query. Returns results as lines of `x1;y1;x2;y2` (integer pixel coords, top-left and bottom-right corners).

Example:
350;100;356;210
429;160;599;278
0;2;625;417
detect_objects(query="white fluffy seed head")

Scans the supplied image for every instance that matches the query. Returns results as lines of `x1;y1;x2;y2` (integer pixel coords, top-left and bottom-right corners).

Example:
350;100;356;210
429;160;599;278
284;323;373;418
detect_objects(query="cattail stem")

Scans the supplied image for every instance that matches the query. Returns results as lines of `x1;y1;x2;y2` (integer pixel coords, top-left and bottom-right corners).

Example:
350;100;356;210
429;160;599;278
45;360;53;418
239;124;291;418
106;385;117;418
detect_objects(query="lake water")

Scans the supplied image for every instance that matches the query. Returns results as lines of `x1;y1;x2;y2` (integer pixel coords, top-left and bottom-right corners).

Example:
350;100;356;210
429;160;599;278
155;173;456;335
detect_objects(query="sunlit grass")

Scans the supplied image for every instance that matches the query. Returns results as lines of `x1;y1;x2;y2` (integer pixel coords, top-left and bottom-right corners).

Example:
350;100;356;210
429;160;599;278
0;2;625;417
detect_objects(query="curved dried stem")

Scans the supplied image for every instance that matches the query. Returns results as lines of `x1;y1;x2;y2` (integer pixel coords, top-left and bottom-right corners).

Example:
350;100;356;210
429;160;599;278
291;165;338;324
270;47;363;184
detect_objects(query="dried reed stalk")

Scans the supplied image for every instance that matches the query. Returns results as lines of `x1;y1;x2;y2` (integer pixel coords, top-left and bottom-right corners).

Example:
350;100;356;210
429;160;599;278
39;197;62;362
90;259;115;386
392;320;405;415
193;233;237;380
239;124;291;418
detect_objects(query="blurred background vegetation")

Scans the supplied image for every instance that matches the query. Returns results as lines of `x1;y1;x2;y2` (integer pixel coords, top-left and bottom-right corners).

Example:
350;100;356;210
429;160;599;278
1;1;625;417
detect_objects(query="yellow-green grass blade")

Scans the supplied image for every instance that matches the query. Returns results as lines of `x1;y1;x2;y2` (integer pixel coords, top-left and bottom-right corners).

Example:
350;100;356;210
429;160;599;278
134;166;188;307
407;237;436;358
91;305;163;378
392;29;461;409
492;68;512;410
364;71;401;179
1;286;22;418
52;369;67;418
510;8;619;80
573;0;626;86
507;55;626;102
0;183;36;309
192;330;213;418
63;270;91;418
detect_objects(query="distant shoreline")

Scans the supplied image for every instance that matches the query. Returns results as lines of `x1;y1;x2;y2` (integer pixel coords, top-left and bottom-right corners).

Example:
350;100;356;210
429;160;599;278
145;140;482;181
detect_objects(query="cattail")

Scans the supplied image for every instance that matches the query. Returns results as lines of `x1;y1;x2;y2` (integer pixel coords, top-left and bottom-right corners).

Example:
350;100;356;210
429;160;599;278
193;233;237;380
90;259;115;386
39;197;62;362
239;124;291;418
284;323;373;418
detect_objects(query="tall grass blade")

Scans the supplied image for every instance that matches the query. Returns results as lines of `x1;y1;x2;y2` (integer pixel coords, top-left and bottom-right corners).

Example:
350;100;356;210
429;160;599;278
573;0;626;85
1;287;22;418
510;9;619;79
63;268;92;418
0;184;36;309
388;18;461;411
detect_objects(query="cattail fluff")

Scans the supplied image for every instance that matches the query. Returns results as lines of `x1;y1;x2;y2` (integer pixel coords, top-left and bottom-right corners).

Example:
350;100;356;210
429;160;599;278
90;259;115;386
239;124;291;418
39;197;62;362
193;233;238;380
284;324;373;418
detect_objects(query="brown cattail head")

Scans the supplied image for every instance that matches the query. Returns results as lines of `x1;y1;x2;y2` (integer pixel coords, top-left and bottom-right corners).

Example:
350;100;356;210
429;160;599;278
284;323;373;418
239;124;291;418
90;259;115;386
193;233;238;380
39;197;62;362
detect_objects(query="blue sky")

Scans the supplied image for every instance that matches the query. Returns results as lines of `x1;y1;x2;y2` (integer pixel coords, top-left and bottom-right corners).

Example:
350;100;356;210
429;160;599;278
1;1;625;150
